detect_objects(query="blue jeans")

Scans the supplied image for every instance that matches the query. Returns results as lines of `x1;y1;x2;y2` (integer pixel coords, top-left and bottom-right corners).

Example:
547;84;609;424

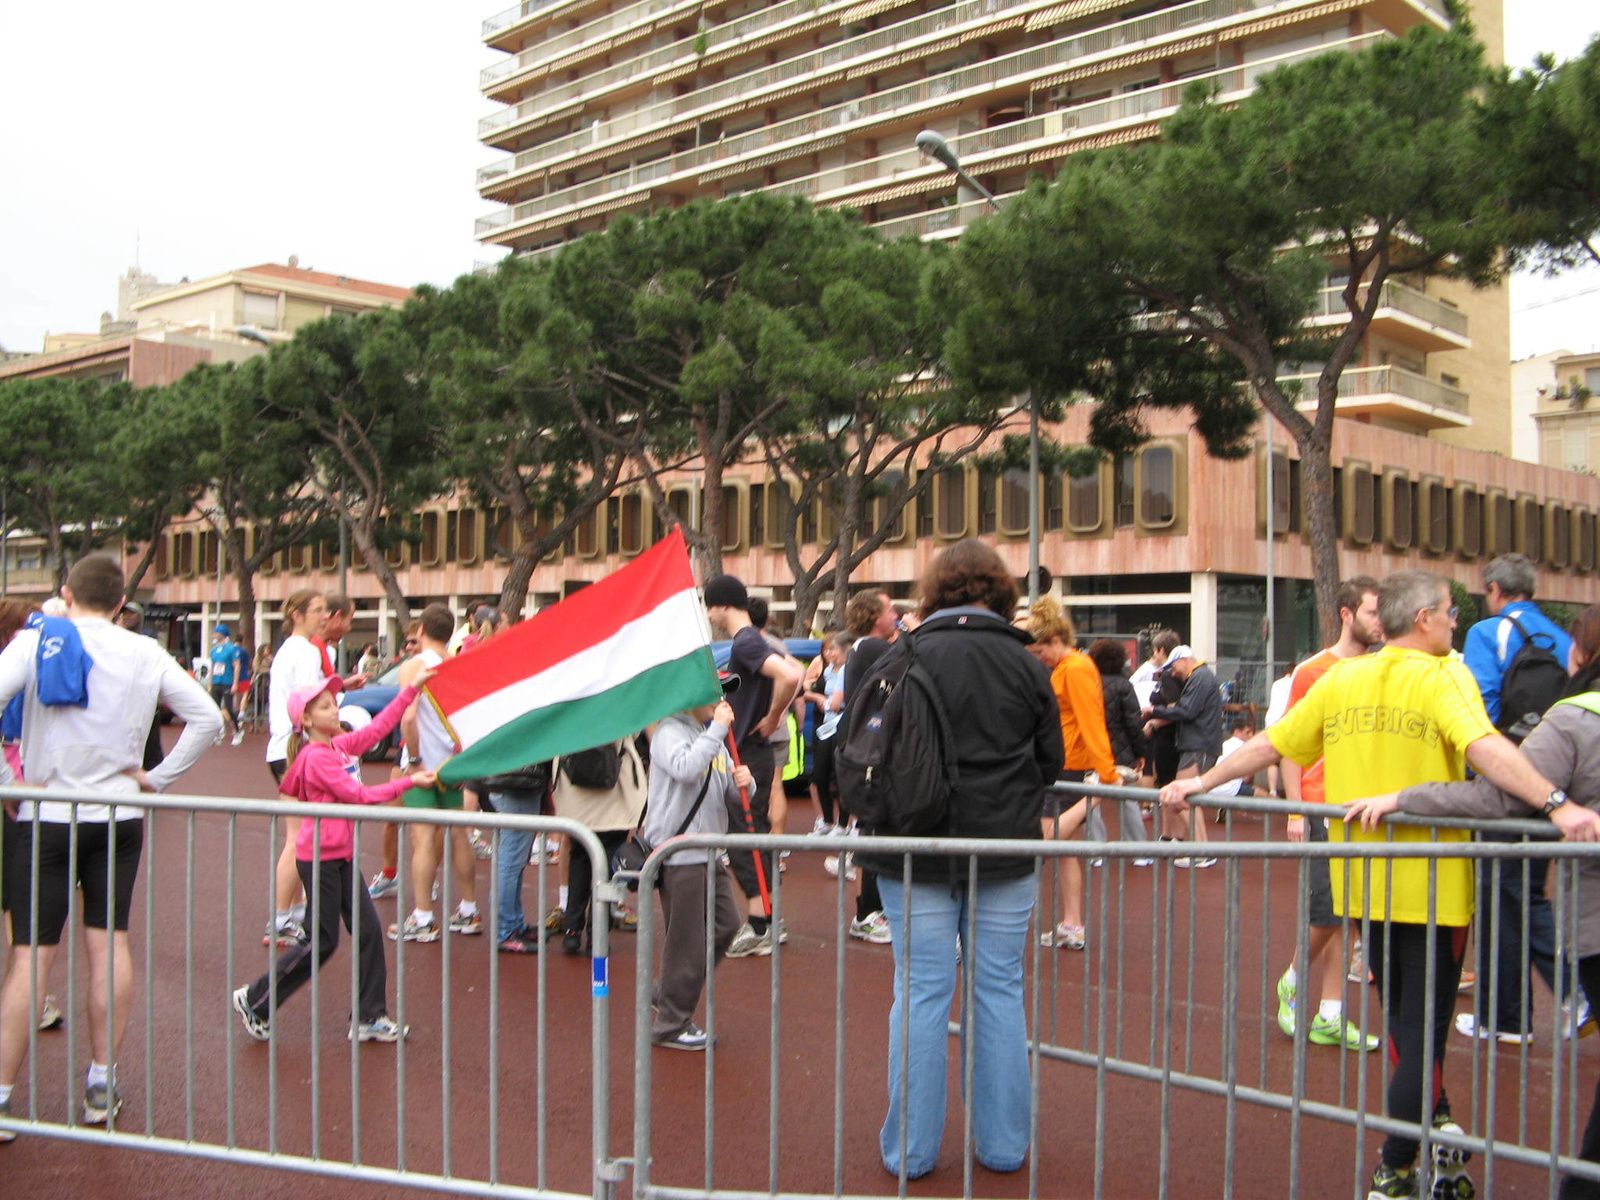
1475;833;1575;1034
878;873;1035;1178
492;792;541;943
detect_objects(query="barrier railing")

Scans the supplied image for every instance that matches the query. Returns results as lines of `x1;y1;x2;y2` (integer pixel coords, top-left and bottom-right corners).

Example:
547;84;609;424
5;780;1600;1200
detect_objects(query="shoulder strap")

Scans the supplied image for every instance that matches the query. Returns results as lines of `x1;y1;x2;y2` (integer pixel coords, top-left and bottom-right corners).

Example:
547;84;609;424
1555;692;1600;718
1502;610;1556;657
671;770;716;840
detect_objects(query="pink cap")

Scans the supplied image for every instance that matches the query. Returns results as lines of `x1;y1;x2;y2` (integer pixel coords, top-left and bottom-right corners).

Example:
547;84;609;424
288;676;341;727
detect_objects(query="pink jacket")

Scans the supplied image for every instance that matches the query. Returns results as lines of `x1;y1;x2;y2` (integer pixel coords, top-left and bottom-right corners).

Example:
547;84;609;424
283;686;418;861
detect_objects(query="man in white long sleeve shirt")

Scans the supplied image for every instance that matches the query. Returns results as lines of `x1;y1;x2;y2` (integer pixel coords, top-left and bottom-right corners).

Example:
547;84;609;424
0;554;220;1134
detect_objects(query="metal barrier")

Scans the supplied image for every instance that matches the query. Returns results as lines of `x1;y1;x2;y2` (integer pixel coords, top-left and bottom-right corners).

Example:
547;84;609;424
0;787;618;1200
623;783;1600;1200
6;781;1600;1200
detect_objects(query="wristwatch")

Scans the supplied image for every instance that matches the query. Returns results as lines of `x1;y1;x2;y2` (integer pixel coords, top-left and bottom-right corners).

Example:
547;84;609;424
1542;789;1570;816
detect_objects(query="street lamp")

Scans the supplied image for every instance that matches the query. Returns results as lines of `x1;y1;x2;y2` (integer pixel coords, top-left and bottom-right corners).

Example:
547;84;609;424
913;131;1042;605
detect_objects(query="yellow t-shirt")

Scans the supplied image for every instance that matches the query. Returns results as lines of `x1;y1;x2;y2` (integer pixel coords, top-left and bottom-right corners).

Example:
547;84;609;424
1266;646;1497;926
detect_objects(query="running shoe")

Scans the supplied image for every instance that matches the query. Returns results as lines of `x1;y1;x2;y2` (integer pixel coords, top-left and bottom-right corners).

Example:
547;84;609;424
262;918;308;948
388;914;440;943
1453;1012;1531;1045
1428;1116;1475;1200
38;994;63;1031
367;871;399;899
726;922;773;958
1276;971;1296;1037
653;1023;710;1051
849;911;892;944
1367;1162;1420;1199
230;729;245;747
1308;1012;1380;1051
1173;855;1217;869
1040;921;1086;950
350;1015;410;1043
1563;995;1597;1040
448;910;483;936
83;1081;122;1125
822;853;857;881
469;831;493;860
232;985;270;1041
0;1095;13;1143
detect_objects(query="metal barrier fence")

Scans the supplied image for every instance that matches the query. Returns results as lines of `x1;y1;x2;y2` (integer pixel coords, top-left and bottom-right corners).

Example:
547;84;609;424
0;788;616;1200
6;781;1600;1200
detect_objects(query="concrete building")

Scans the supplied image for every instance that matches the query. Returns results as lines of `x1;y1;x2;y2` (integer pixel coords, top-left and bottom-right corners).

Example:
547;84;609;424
0;261;412;389
1534;348;1600;476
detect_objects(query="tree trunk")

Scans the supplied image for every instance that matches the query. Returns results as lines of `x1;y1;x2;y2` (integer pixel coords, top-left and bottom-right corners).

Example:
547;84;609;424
697;454;726;580
344;514;412;630
1298;428;1340;648
234;564;259;659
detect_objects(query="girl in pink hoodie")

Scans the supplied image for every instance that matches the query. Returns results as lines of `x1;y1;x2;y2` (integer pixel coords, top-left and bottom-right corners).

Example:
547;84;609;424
232;672;436;1043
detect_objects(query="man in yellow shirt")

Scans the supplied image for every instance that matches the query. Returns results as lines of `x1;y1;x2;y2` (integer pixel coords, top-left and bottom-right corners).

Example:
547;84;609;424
1161;570;1600;1200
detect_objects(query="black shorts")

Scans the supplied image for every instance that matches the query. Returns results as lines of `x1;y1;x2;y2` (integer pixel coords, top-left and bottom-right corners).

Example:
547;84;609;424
10;819;144;946
269;759;287;786
1043;769;1089;820
1305;814;1336;928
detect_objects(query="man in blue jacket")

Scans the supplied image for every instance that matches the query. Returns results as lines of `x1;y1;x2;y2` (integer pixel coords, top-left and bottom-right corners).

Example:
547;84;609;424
1460;553;1586;1043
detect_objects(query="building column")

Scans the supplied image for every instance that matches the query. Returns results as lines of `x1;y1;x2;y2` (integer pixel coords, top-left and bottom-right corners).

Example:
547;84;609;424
1188;571;1218;664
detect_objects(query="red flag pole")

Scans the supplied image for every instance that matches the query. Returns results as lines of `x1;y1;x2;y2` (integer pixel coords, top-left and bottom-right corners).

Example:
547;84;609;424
725;733;772;916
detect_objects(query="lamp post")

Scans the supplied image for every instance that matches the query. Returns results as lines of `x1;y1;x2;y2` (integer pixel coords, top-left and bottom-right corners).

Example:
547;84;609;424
914;131;1042;605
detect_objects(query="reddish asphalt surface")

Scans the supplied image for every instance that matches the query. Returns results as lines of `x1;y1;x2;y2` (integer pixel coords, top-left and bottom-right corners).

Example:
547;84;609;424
5;726;1594;1198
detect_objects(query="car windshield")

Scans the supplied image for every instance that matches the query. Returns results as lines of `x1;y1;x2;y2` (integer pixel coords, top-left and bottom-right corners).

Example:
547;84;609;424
376;663;404;687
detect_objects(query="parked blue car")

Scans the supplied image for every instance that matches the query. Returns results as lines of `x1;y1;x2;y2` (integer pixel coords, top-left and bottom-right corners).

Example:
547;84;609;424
338;663;404;761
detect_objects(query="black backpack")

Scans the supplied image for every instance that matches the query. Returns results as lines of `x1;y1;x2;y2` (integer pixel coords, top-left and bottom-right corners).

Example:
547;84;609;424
834;632;959;835
562;742;623;790
1497;612;1569;743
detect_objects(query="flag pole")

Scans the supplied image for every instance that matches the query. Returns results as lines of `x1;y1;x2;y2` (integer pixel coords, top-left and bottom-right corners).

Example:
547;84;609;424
724;733;772;916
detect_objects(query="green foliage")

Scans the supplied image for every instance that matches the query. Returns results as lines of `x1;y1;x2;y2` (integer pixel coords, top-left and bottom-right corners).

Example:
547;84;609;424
1449;579;1479;653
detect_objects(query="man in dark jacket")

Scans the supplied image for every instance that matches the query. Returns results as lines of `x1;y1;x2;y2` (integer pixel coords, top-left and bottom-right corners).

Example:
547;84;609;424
1144;644;1222;866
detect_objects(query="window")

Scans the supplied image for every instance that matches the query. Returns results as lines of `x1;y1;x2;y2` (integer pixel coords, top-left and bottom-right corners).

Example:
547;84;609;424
934;467;969;539
605;498;621;555
1547;504;1571;569
1068;469;1102;533
1459;486;1478;563
317;538;338;573
200;530;220;576
976;472;997;535
574;506;602;558
1515;494;1542;561
1112;454;1135;528
456;508;482;565
871;470;910;543
1343;462;1374;545
241;290;279;330
154;534;170;580
720;486;743;552
999;469;1031;536
1422;478;1449;555
1488;490;1513;558
1044;472;1064;531
1383;471;1413;551
1139;446;1177;528
1578;509;1596;573
1268;449;1292;533
1586;366;1600;393
619;493;645;555
748;483;766;548
176;530;196;577
419;511;443;567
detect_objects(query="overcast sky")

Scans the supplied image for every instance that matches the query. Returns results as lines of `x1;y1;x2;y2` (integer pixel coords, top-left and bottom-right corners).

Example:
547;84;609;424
0;1;1595;359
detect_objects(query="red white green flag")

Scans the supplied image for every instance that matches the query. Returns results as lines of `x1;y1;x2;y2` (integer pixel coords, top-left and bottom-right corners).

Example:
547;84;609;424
426;529;720;785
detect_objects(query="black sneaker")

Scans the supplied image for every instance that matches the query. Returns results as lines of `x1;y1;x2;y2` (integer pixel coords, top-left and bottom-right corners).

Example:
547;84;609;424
653;1023;711;1051
233;985;270;1041
1368;1162;1420;1199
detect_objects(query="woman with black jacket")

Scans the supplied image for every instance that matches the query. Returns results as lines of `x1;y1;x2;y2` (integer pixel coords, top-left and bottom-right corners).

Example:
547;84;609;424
863;539;1063;1180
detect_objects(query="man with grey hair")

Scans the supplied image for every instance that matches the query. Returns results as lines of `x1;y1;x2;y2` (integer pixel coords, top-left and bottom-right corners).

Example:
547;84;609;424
1461;553;1584;1045
1160;568;1600;1200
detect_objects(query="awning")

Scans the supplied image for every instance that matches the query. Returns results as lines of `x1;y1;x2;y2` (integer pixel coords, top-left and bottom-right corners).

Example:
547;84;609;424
1026;0;1123;31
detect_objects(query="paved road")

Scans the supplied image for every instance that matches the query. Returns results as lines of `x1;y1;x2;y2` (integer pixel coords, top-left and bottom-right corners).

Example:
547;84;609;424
3;729;1590;1198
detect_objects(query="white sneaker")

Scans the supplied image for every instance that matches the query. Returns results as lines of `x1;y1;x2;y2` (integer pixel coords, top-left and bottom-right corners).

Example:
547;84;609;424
849;911;892;944
231;729;245;747
810;818;831;836
823;853;858;881
725;922;773;958
1453;1011;1531;1045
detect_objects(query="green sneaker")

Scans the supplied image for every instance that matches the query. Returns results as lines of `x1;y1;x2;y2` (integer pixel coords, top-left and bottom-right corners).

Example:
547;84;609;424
1368;1163;1420;1199
1308;1011;1380;1050
1276;971;1296;1037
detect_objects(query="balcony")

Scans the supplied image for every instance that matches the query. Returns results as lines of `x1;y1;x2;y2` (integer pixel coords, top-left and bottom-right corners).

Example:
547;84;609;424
480;0;704;97
1305;281;1470;353
476;0;1303;201
481;0;568;47
478;29;1387;245
1279;365;1470;430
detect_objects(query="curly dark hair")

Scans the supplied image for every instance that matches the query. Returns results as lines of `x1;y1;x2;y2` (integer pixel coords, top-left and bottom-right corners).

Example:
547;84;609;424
916;539;1017;618
1087;637;1128;677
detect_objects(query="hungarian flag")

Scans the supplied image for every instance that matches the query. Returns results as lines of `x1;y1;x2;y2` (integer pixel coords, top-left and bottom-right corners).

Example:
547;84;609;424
427;529;721;785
